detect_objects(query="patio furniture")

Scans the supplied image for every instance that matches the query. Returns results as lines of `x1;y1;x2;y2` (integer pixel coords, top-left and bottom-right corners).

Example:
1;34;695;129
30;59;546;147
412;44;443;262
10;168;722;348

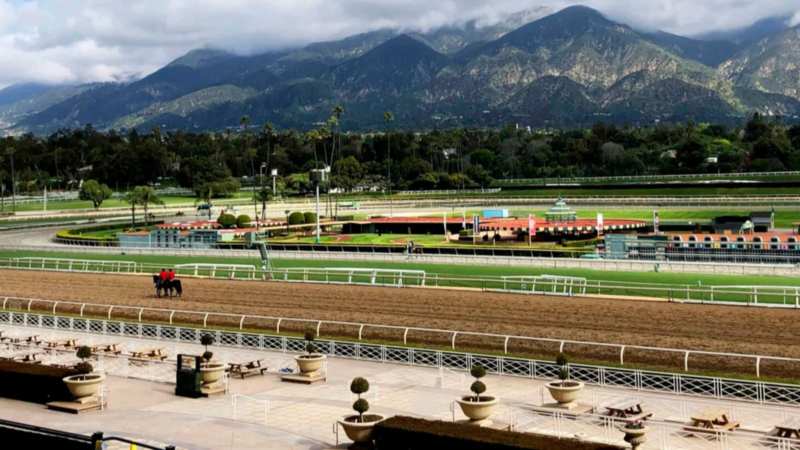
91;343;122;355
228;360;268;379
130;348;167;361
45;338;78;349
773;417;800;439
686;409;740;433
13;353;43;364
603;398;653;422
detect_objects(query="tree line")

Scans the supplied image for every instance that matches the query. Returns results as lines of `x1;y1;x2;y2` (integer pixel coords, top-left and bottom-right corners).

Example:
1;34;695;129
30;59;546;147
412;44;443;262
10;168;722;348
1;113;799;197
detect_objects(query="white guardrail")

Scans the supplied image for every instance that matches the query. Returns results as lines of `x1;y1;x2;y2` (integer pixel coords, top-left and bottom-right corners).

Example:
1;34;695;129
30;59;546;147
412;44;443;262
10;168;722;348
2;257;799;307
1;295;798;381
2;309;800;408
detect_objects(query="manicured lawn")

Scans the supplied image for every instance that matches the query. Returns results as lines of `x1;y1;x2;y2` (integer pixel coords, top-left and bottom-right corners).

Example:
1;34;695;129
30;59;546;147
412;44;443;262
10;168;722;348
1;248;798;289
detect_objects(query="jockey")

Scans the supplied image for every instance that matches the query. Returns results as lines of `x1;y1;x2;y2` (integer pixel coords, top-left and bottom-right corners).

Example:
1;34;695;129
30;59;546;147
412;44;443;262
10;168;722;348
159;268;168;283
167;269;176;281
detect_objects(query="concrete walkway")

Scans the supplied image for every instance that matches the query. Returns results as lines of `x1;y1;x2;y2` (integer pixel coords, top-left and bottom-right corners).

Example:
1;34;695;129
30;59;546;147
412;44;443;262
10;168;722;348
1;324;798;450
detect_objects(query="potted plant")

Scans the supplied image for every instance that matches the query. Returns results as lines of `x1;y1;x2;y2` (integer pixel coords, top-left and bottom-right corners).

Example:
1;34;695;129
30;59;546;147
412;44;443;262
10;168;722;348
63;346;105;402
456;365;498;424
295;330;326;376
619;421;649;449
338;377;385;446
546;353;584;407
198;334;224;386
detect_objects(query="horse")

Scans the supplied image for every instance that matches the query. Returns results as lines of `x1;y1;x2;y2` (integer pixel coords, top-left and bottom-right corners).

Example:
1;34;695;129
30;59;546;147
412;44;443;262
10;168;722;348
152;276;183;298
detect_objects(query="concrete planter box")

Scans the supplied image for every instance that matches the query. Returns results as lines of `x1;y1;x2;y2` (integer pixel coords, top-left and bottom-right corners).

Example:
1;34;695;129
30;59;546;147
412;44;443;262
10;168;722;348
295;354;326;374
338;414;385;443
546;380;584;406
199;362;225;386
63;373;105;400
456;396;498;422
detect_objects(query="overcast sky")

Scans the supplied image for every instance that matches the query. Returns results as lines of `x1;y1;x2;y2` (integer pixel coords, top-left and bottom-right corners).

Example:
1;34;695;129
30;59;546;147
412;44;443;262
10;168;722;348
0;0;798;89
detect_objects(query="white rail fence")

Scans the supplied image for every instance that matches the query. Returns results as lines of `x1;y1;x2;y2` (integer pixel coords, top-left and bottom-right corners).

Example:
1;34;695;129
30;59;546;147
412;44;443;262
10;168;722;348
2;257;800;308
1;295;799;383
2;310;800;407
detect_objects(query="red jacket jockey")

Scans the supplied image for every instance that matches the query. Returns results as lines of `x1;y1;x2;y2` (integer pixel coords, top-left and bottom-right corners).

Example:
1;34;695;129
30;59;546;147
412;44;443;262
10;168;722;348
159;269;169;283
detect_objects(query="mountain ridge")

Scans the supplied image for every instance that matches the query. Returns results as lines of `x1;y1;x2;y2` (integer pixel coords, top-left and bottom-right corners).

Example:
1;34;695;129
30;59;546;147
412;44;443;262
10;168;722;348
4;6;800;134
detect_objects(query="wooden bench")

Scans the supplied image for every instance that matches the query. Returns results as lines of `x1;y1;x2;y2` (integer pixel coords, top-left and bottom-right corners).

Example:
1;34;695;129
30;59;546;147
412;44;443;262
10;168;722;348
227;360;268;379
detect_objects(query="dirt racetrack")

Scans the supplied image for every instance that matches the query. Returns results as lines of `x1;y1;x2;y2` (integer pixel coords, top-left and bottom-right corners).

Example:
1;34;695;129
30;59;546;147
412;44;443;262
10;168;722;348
1;269;799;377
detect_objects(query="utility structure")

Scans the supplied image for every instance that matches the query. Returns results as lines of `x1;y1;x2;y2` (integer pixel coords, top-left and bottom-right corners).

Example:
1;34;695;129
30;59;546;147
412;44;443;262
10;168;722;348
310;166;330;244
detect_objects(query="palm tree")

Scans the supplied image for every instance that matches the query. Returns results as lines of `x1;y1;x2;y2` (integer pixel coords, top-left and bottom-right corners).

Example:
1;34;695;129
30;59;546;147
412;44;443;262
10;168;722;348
134;186;164;226
124;189;142;229
255;187;272;221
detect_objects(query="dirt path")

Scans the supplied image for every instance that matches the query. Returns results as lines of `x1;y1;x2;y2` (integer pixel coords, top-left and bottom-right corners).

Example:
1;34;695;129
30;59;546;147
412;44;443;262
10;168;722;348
1;269;798;360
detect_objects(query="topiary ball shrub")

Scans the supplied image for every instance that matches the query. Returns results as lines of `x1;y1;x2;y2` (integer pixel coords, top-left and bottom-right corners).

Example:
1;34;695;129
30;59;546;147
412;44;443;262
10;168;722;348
470;380;486;400
236;214;252;228
304;330;316;341
556;352;568;367
75;361;94;375
76;346;93;361
353;398;370;420
288;211;306;225
201;334;215;348
470;365;486;380
350;377;370;395
202;351;213;362
303;211;317;224
217;213;237;228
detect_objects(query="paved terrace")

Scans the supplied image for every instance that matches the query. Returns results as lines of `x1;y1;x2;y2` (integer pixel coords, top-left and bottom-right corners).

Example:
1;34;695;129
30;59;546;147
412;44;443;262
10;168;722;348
1;325;799;450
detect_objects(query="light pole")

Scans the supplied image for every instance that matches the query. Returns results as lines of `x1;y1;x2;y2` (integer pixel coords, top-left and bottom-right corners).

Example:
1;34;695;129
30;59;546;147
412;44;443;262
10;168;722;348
284;209;290;235
271;168;278;200
310;167;330;244
259;162;268;223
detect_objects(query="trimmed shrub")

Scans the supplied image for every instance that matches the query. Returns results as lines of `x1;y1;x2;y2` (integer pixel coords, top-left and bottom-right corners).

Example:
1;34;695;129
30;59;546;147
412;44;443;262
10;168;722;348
202;351;213;362
351;377;370;395
75;362;94;375
217;213;237;228
373;416;627;450
288;211;306;225
236;214;252;228
0;360;78;404
304;329;316;354
303;211;317;224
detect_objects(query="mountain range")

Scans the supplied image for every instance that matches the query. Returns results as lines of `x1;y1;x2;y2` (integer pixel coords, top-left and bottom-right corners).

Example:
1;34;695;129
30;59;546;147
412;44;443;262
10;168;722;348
1;5;799;134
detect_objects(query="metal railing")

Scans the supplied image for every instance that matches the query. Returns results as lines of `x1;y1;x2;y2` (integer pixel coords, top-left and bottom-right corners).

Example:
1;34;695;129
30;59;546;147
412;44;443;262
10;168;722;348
497;170;800;186
1;296;798;381
2;310;800;408
2;257;799;308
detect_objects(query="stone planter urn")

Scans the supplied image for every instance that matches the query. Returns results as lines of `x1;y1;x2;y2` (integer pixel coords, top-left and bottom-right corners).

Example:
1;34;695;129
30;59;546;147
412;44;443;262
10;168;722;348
456;396;498;424
63;373;105;402
295;354;326;375
619;424;649;449
199;362;225;387
338;414;385;444
546;380;585;407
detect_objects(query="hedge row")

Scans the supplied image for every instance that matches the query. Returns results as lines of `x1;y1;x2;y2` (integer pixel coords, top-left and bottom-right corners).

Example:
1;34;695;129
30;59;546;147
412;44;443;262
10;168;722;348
373;416;626;450
0;360;78;404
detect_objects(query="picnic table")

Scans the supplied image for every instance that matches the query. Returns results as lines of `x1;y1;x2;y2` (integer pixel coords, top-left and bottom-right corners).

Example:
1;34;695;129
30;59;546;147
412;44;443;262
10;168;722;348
687;409;740;432
13;353;43;364
774;417;800;439
130;348;167;361
45;339;78;349
23;335;42;345
604;398;652;422
227;360;268;379
91;343;122;355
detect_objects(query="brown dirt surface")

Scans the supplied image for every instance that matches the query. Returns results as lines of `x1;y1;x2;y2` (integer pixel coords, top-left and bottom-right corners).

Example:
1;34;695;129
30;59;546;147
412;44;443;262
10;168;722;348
1;269;798;361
